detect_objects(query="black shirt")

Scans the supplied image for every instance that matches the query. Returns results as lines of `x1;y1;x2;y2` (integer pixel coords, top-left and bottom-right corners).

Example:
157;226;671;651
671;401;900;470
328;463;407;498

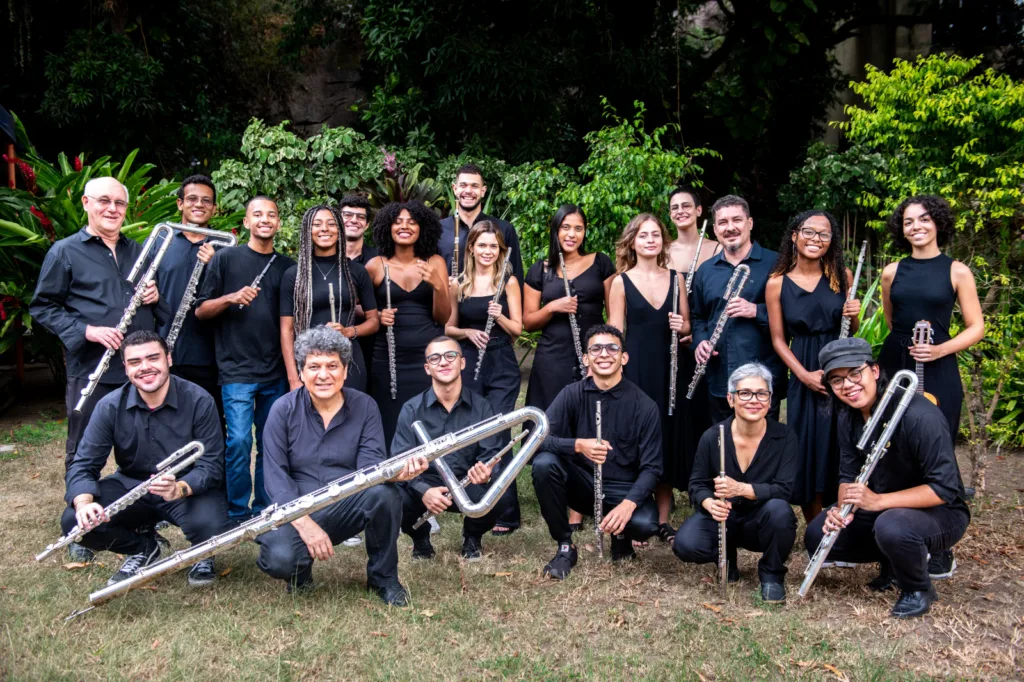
29;227;171;383
349;244;379;266
280;256;377;326
542;376;663;504
65;375;225;503
391;385;504;498
688;418;798;510
195;245;295;384
262;387;387;506
438;213;524;283
838;393;969;513
689;241;784;398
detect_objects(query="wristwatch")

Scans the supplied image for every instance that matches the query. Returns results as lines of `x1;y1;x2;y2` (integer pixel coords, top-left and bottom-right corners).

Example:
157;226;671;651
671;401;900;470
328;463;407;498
176;481;191;499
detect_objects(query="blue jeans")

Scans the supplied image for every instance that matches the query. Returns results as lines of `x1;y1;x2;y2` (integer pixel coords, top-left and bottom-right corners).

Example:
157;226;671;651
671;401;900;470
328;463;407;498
222;379;289;520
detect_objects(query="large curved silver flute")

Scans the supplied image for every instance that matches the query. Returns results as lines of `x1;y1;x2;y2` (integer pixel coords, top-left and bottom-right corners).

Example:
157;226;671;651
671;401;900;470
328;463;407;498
798;370;918;598
838;240;868;340
74;224;176;412
162;223;237;355
685;264;750;400
36;441;205;562
473;260;513;381
557;251;587;379
73;407;549;617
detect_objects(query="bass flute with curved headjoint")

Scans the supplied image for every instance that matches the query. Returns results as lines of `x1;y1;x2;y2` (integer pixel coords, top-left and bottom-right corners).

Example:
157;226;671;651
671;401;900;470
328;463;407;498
70;407;549;618
686;264;750;400
557;251;587;379
163;223;237;355
74;223;177;412
838;240;867;340
473;260;513;381
36;441;205;562
798;370;919;598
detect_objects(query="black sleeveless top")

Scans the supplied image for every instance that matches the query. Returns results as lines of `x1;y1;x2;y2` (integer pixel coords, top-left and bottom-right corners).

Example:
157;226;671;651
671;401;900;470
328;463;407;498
889;254;955;344
458;293;512;348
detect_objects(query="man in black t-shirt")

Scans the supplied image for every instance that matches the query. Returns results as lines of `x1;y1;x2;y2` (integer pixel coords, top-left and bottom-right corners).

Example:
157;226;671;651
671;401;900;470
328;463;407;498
196;196;295;523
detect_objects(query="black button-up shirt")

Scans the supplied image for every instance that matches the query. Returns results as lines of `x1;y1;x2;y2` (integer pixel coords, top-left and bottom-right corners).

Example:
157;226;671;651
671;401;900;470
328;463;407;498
65;375;225;503
688;241;784;398
838;393;969;514
688;418;798;510
156;230;223;368
438;213;524;283
542;377;663;504
263;387;387;506
391;385;504;498
30;227;171;383
349;244;379;266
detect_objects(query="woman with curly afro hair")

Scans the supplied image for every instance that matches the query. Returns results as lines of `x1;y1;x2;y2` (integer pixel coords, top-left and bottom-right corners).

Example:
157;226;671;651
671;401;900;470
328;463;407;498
364;200;451;450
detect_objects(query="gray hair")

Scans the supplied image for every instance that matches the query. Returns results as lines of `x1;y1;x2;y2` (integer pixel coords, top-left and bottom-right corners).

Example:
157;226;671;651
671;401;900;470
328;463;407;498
83;177;130;203
294;326;352;370
727;362;773;394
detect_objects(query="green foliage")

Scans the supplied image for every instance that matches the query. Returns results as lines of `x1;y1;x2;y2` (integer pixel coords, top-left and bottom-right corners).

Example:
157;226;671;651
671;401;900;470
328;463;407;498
852;276;890;354
503;160;581;268
965;311;1024;447
778;142;887;217
358;152;446;211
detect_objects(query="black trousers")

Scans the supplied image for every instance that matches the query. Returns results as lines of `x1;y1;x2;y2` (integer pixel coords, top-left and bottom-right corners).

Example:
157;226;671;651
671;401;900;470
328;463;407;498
171;364;225;438
530;451;660;544
399;474;501;541
804;505;970;592
64;377;119;471
60;475;231;555
672;498;797;582
708;395;781;426
257;485;402;588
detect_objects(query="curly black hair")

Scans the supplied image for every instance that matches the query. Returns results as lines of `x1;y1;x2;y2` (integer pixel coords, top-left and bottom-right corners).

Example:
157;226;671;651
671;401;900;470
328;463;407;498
769;209;848;295
371;200;442;260
887;195;955;252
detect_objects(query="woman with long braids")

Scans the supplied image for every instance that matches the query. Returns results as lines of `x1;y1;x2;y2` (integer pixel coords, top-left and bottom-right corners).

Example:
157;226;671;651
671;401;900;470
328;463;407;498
445;221;524;534
765;210;859;522
281;205;380;392
365;200;451;451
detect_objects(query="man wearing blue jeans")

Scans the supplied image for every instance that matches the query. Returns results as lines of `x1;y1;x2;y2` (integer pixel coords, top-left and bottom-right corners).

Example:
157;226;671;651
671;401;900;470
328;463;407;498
196;196;294;521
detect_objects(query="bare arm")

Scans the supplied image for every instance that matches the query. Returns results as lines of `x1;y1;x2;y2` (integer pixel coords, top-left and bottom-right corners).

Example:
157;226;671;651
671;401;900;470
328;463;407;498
196;289;254;320
428;255;452;324
845;268;861;336
496;278;524;338
607;275;626;331
444;282;465;339
523;283;552;331
940;261;984;356
281;316;300;390
881;262;897;331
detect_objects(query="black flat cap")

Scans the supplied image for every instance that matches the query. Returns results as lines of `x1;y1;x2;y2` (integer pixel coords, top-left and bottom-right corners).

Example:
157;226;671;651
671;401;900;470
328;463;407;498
818;337;873;375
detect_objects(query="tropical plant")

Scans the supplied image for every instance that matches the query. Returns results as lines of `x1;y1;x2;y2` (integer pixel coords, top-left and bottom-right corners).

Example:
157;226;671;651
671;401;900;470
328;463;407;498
357;147;445;211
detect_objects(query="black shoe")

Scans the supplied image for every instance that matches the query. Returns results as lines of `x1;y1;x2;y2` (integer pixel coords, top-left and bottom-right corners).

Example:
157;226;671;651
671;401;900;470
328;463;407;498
461;536;483;562
760;582;786;604
411;535;435;561
543;543;578;580
137;526;172;553
656;523;676;544
106;541;161;586
728;560;740;584
285;569;314;594
928;550;957;579
370;581;410;607
868;563;897;592
891;586;938;618
568;522;582;534
611;535;636;562
67;542;94;563
187;558;217;587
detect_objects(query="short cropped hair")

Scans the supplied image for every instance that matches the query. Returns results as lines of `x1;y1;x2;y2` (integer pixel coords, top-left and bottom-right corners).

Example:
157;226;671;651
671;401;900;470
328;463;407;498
294;326;352;369
339;193;371;214
177;175;217;202
710;194;750;220
246;195;277;212
585;323;625;348
120;330;168;359
84;177;130;203
727;362;773;394
669;185;702;208
425;335;460;357
455;163;485;182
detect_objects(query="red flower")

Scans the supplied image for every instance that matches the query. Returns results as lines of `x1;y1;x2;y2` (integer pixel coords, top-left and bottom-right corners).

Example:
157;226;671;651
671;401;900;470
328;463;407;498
73;156;82;172
30;206;56;242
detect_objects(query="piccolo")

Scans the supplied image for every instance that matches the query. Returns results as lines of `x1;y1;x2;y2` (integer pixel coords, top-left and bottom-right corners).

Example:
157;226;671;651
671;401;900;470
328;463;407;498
594;400;605;560
165;223;237;356
839;240;868;339
686;265;750;400
685;219;708;295
558;251;587;379
473;260;513;381
239;254;277;309
384;264;397;400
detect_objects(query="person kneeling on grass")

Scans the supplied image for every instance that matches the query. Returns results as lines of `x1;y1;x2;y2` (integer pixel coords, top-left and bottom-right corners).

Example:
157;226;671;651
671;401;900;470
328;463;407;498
672;362;799;604
256;327;427;606
804;338;970;618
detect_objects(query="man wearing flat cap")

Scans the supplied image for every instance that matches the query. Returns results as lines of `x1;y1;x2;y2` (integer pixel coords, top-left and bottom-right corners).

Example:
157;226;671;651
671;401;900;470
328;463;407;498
804;337;970;618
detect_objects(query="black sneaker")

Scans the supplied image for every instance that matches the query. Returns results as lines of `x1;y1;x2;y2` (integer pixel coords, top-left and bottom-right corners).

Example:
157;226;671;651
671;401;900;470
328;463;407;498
67;542;94;563
461;536;483;562
187;558;216;587
543;543;578;580
868;563;897;592
286;568;314;594
891;586;938;618
928;550;957;579
568;522;582;534
137;526;172;553
611;534;636;562
411;535;435;561
760;582;786;604
369;581;410;607
106;541;161;586
728;560;740;584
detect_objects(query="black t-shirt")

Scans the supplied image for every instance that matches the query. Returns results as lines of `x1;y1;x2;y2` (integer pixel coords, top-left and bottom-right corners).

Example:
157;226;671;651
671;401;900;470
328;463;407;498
196;245;295;385
280;256;377;327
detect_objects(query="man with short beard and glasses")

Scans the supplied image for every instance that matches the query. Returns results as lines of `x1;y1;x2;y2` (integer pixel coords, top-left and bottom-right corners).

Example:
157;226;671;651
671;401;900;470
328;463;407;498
690;195;784;424
339;194;377;266
62;330;229;588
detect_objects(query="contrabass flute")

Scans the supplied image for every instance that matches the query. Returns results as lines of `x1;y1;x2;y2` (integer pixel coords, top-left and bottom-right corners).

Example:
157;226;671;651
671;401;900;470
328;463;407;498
238;254;277;309
74;223;176;412
72;407;550;618
473;260;513;381
685;219;708;295
557;250;587;379
165;223;237;355
384;263;397;400
36;441;205;562
798;370;919;598
839;240;868;339
594;400;605;559
668;272;680;416
717;424;728;600
686;264;750;400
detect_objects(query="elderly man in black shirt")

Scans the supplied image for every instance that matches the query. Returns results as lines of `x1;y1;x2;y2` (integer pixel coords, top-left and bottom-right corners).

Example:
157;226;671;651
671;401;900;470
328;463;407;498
256;327;426;606
805;338;970;618
393;336;505;562
673;362;799;604
62;330;228;587
531;324;662;580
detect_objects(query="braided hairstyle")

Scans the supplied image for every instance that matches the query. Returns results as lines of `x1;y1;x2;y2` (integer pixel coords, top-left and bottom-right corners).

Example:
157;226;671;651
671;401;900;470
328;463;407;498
293;204;358;334
371;200;442;260
769;209;847;296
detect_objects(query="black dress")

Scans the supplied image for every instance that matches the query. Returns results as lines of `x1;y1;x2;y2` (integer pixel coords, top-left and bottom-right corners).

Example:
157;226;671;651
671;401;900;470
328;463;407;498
524;253;615;410
879;254;964;438
371;274;444;453
621;270;680;488
780;275;843;506
280;256;377;392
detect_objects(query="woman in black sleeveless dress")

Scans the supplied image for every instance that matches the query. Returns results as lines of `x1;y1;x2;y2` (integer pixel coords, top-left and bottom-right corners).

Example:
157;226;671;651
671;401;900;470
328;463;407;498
365;201;451;452
607;213;690;540
281;205;380;393
766;210;859;521
446;221;524;533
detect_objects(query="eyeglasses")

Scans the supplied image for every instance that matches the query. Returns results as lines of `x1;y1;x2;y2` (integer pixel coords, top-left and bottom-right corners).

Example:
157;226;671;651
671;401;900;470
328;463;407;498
184;195;214;206
798;227;832;242
341;210;368;223
426;350;462;365
734;389;772;402
86;196;128;211
827;364;868;390
587;343;622;357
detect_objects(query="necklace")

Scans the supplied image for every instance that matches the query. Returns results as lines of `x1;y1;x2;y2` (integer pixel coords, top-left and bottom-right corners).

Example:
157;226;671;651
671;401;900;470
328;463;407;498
314;260;337;281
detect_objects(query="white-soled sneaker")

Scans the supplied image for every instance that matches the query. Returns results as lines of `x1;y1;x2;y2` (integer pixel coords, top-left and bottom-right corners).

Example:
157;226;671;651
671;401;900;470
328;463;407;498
106;542;161;586
342;536;363;547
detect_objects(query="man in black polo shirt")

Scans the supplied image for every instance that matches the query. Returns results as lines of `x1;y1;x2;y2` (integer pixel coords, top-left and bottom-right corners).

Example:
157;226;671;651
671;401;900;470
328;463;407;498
393;336;505;562
673;362;799;604
256;327;426;605
805;338;970;618
532;324;662;580
62;330;228;587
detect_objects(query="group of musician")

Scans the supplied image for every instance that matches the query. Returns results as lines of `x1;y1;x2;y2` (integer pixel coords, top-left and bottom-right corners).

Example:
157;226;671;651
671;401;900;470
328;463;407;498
28;164;981;617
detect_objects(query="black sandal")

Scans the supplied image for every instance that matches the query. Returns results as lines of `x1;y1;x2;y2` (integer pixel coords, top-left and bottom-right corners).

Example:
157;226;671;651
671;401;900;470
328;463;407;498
657;523;676;543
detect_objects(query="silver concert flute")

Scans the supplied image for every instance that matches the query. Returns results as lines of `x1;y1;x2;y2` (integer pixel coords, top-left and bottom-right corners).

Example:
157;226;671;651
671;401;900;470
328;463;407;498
36;441;205;562
717;424;728;600
557;250;587;379
328;282;337;324
384;264;397;400
685;219;708;295
75;224;176;412
839;240;868;339
473;260;513;381
73;407;550;618
594;400;605;560
164;223;237;355
668;272;680;416
238;253;277;309
686;264;751;400
799;371;919;598
452;210;461;278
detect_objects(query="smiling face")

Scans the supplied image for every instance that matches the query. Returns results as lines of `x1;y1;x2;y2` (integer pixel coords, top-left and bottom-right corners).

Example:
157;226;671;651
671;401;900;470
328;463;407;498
311;209;340;255
453;172;486;213
424;338;465;385
177;183;216;227
792;214;833;260
391;209;420;245
470;230;501;269
558;212;586;254
633;219;664;260
123;341;171;395
668;190;701;231
341;205;369;241
583;333;627;379
301;352;348;401
82;178;128;236
713;205;753;255
727;376;771;423
827;363;880;412
244;199;280;241
901;203;937;249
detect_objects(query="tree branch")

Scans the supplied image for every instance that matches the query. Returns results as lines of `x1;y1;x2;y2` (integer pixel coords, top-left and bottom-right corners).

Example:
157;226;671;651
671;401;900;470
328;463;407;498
833;14;933;46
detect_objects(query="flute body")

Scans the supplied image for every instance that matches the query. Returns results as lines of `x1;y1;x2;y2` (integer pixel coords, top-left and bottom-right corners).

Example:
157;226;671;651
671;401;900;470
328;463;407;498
384;264;397;400
668;273;679;416
718;424;728;599
557;251;587;379
685;264;751;400
329;282;337;325
238;254;277;309
839;240;868;340
594;400;605;559
164;224;237;355
473;260;513;381
685;219;707;295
